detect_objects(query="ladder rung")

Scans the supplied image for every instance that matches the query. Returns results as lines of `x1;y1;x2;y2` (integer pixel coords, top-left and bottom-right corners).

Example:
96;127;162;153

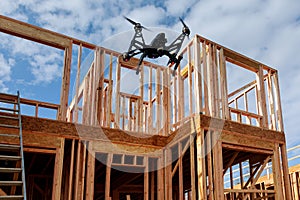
0;124;20;129
0;115;19;120
0;155;21;161
0;107;19;112
0;167;22;173
0;195;24;199
0;181;23;186
0;99;18;104
0;144;20;150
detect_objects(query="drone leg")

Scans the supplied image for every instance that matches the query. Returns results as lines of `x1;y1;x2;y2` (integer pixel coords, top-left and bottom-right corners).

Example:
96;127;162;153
136;53;146;75
173;55;183;76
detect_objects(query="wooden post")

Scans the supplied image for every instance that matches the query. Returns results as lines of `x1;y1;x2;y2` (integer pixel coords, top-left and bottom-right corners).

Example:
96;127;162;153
115;59;121;127
74;44;82;123
52;139;65;200
86;142;95;200
202;41;209;115
179;142;183;200
273;143;284;199
178;64;184;122
58;43;72;121
156;68;161;133
219;48;230;119
74;141;82;200
68;139;75;200
144;156;149;200
157;157;164;200
194;36;202;114
256;65;268;128
273;71;284;131
105;154;113;200
267;71;276;130
139;63;144;133
280;143;292;200
197;130;207;200
148;66;153;134
165;149;172;200
212;132;224;200
207;131;214;200
97;49;105;126
106;54;113;127
187;45;193;115
190;134;196;200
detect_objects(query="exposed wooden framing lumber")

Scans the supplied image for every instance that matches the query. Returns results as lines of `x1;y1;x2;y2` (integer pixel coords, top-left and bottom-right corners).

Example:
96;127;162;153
194;36;202;114
273;144;284;199
58;43;72;121
273;71;284;131
219;48;230;119
144;156;149;200
139;63;144;133
187;45;193;115
52;138;65;200
212;132;223;200
86;146;95;200
105;154;113;200
207;131;214;200
189;134;196;200
178;142;184;200
256;65;268;128
197;130;206;199
156;68;161;132
68;139;75;200
157;157;164;200
178;64;184;122
115;57;121;127
223;151;239;175
148;66;153;134
74;44;82;123
281;143;292;200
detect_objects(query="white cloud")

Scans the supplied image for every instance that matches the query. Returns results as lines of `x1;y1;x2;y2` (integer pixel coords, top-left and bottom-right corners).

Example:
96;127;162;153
0;53;15;92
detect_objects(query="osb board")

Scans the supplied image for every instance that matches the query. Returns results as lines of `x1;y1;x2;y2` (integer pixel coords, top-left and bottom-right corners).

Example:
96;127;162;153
0;114;169;147
198;114;285;143
0;127;62;148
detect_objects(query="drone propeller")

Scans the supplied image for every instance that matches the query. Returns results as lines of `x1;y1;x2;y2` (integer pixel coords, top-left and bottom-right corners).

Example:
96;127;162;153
124;16;150;31
179;17;190;38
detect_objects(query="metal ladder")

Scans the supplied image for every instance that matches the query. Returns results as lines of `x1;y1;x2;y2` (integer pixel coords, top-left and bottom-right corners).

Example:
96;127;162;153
0;92;26;200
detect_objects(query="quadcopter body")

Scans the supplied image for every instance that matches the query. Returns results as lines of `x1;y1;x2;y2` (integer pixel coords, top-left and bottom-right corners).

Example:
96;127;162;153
122;17;191;75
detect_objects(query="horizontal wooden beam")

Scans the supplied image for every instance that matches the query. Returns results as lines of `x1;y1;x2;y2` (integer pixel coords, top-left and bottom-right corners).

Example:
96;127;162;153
0;15;95;49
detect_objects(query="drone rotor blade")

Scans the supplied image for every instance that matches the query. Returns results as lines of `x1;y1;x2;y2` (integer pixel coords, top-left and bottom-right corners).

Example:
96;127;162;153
124;16;138;25
124;16;150;31
179;17;188;28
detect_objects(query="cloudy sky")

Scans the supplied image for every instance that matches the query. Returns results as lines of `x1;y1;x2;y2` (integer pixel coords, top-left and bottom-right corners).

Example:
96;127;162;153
0;0;300;148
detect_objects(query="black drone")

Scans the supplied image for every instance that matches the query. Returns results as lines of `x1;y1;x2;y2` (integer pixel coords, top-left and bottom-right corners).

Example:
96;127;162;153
122;17;190;76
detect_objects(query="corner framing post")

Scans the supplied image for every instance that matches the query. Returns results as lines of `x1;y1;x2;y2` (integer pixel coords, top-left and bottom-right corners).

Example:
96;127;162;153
58;42;73;121
280;143;292;200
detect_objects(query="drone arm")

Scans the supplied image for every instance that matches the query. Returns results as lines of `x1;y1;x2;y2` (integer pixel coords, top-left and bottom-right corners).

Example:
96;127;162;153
136;52;146;75
166;33;186;54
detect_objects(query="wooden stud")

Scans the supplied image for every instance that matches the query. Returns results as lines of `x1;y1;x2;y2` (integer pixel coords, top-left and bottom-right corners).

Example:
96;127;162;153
139;64;144;133
179;142;183;200
273;71;284;131
86;144;95;200
197;130;207;199
156;68;161;133
58;43;72;121
148;66;153;134
68;139;75;200
105;154;113;200
157;157;164;200
115;58;121;127
178;64;184;122
212;132;224;200
267;71;276;130
52;138;65;200
144;156;149;200
272;144;284;199
219;48;230;119
202;41;209;115
280;143;292;200
194;36;203;114
187;45;193;115
74;44;82;123
189;134;196;200
256;65;268;128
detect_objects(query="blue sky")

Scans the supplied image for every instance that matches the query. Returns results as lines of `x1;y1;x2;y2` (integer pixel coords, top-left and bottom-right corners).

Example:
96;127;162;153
0;0;300;148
